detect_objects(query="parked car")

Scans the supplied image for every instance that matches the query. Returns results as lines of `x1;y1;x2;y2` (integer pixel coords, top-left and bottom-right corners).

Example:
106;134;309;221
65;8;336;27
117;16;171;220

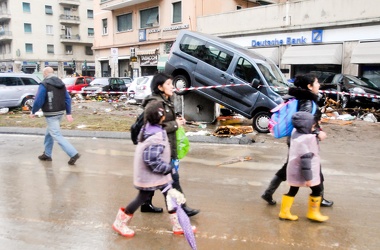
133;76;153;104
0;73;41;109
319;74;380;108
165;30;288;133
63;76;94;92
120;77;133;89
82;77;127;93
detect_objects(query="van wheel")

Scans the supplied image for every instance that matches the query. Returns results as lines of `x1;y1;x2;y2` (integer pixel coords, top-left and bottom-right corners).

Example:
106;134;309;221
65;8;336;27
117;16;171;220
173;75;190;95
22;96;34;111
252;111;270;133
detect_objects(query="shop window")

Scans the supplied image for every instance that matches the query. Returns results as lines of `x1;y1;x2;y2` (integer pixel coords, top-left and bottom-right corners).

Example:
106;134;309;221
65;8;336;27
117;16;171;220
22;2;30;13
24;23;32;33
45;5;52;15
25;43;33;53
172;1;182;23
117;13;132;32
140;7;159;28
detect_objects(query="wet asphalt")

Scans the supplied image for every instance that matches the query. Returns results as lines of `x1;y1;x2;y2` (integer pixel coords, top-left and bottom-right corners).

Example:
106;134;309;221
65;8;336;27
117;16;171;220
0;127;379;250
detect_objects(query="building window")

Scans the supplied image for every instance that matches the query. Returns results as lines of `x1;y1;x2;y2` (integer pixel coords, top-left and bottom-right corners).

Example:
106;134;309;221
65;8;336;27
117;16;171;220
87;9;93;19
45;5;53;15
47;44;54;54
140;7;159;28
117;13;132;32
22;2;31;13
65;45;73;55
102;18;108;35
172;1;182;23
25;43;33;53
24;23;32;33
85;46;93;55
88;28;94;37
46;25;53;35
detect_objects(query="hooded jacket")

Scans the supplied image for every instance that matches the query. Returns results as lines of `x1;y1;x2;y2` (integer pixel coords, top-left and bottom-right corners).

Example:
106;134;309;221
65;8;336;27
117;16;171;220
32;74;72;117
142;93;178;159
133;122;173;190
287;112;321;187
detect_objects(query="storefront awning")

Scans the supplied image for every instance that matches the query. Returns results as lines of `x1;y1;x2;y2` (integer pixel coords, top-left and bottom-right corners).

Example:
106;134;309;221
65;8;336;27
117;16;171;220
351;42;380;64
157;54;169;71
249;47;279;65
282;44;342;65
136;49;157;56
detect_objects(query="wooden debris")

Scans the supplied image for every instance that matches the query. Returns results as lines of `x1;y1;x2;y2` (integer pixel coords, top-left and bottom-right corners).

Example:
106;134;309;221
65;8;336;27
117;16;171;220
213;125;254;137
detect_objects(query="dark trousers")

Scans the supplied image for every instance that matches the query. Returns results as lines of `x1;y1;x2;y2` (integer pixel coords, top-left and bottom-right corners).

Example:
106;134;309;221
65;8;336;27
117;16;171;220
126;188;168;214
286;185;322;197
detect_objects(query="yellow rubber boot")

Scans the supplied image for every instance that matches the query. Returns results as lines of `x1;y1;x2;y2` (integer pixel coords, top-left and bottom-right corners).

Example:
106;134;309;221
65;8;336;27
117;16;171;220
279;195;298;221
307;196;329;222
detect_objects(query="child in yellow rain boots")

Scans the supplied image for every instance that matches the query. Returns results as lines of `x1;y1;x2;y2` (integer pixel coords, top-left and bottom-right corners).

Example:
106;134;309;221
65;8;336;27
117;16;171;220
279;111;328;222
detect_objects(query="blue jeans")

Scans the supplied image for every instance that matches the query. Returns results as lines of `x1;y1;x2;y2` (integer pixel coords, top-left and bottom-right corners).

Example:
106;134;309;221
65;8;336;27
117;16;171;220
44;115;78;158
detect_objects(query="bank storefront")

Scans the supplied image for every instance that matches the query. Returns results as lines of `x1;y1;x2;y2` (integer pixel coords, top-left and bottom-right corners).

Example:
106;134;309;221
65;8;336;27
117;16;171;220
226;25;380;85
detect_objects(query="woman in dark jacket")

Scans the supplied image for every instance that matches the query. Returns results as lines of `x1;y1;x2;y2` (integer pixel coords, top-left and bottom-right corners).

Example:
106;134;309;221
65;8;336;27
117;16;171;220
261;73;333;207
139;73;200;217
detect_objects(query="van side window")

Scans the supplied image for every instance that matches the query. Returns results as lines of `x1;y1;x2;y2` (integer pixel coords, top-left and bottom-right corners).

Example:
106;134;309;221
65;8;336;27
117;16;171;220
204;45;233;71
179;35;205;59
234;57;260;83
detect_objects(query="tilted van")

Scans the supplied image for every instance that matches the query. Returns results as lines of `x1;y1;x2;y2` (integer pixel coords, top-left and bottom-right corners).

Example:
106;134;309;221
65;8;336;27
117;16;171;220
165;30;289;133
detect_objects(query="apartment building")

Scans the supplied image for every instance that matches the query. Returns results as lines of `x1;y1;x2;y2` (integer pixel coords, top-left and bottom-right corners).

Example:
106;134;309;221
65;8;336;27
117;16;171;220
0;0;95;78
197;0;380;84
94;0;267;78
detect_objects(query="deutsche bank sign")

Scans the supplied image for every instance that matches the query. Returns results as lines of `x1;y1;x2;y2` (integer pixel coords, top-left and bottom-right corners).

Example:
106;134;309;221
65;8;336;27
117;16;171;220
251;30;323;47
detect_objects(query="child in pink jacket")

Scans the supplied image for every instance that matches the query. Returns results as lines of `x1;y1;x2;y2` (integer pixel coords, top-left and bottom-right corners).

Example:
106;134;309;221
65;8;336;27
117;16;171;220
278;111;329;222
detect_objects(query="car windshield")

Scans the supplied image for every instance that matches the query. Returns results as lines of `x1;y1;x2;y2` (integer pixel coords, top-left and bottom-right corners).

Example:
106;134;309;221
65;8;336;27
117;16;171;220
91;79;108;86
135;77;150;86
346;75;380;90
110;78;125;85
62;78;76;85
358;76;380;90
257;60;288;90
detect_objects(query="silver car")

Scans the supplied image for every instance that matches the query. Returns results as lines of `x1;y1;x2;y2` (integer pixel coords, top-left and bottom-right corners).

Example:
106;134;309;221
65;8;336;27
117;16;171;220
0;73;41;109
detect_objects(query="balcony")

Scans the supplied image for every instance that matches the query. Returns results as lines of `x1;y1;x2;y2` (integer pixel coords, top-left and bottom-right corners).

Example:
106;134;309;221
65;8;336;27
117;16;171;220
0;31;12;42
60;34;81;43
0;12;11;22
59;0;80;5
100;0;151;11
59;14;80;25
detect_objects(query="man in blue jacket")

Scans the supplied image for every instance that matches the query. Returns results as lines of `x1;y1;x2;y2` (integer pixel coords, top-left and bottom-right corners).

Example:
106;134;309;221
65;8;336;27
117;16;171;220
30;67;80;165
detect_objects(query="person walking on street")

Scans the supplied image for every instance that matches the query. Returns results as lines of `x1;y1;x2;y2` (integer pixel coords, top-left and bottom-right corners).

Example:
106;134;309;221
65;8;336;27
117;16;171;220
279;111;328;222
140;73;200;217
261;73;333;207
30;67;80;165
112;100;196;237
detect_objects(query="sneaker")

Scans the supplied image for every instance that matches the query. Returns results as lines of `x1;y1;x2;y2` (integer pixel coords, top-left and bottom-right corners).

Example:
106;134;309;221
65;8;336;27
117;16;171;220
68;153;80;165
38;153;52;161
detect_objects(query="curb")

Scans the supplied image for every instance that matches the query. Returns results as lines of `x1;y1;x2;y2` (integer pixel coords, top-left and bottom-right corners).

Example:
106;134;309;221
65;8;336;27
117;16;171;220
0;127;254;145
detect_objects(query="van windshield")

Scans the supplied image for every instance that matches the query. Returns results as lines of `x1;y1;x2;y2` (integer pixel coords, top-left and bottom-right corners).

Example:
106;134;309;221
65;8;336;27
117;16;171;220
257;61;288;91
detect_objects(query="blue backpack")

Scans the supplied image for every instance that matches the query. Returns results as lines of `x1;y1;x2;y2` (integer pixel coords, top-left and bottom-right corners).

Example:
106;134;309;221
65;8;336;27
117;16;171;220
269;99;317;138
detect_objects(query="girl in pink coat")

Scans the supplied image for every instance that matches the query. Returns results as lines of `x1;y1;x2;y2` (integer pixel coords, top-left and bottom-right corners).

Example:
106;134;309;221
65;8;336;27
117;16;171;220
278;111;329;222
